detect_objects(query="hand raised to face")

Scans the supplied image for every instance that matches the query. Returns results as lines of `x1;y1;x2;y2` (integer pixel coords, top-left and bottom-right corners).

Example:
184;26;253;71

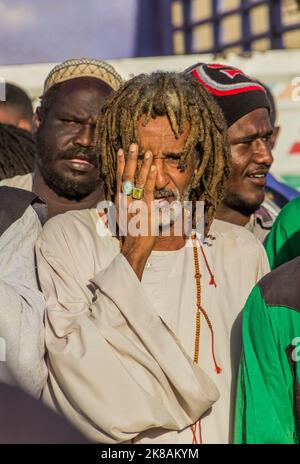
116;143;158;280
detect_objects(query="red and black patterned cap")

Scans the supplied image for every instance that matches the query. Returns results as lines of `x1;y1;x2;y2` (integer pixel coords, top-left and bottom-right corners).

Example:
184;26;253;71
185;62;270;127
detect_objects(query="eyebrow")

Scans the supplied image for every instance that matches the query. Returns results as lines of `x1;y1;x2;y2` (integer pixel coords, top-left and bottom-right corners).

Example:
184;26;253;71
233;129;273;144
56;111;79;119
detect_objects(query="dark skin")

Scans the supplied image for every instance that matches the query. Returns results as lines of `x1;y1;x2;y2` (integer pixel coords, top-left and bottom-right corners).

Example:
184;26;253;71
33;77;113;200
216;108;274;226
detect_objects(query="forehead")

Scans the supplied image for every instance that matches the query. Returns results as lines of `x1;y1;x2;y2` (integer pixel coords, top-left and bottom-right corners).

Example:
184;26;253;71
228;107;271;138
137;116;190;152
50;77;112;114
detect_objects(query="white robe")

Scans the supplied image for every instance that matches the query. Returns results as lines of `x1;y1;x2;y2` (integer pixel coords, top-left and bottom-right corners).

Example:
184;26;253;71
0;204;47;397
36;208;269;443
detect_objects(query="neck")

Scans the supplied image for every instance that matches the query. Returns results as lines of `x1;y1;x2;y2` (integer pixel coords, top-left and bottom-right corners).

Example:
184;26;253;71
215;203;251;227
32;166;105;219
153;234;186;251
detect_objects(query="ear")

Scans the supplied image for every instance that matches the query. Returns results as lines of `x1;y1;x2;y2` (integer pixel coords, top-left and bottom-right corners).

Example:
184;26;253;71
32;108;41;136
271;126;280;149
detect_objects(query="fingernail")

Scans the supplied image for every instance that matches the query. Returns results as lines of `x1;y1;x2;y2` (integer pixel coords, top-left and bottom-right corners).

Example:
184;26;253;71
145;152;150;159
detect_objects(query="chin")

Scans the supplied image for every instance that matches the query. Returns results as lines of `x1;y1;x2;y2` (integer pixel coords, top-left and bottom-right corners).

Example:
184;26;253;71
158;203;183;232
225;193;264;217
41;167;100;200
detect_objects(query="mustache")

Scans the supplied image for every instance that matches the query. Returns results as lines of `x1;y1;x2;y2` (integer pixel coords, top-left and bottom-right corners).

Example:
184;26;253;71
59;147;100;167
154;189;179;200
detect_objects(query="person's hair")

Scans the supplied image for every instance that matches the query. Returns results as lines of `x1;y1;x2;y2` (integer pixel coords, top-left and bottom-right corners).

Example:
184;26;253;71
0;123;36;179
100;71;231;233
0;83;33;122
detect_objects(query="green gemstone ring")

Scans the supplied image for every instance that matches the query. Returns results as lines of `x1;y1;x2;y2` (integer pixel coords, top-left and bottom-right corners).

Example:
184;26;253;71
122;180;134;196
132;186;144;200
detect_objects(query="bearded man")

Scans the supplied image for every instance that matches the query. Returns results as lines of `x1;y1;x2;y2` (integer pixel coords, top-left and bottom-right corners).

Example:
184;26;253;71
0;58;122;219
36;72;269;444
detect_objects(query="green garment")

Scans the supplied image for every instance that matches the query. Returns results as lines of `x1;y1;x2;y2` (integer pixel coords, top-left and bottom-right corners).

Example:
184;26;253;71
234;263;300;444
265;196;300;269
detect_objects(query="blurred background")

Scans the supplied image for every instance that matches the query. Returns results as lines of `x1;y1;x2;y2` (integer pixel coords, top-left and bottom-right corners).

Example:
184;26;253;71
0;0;300;185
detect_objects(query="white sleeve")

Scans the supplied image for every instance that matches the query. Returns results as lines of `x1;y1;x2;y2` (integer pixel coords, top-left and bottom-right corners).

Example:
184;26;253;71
36;219;219;443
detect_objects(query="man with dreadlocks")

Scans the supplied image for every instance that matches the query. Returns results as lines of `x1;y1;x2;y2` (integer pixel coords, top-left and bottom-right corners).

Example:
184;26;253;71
36;72;269;444
0;123;36;180
0;58;122;218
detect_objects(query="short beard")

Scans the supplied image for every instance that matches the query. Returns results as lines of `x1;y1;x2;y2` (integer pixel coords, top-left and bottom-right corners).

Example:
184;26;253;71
223;191;262;217
155;186;191;230
39;163;101;200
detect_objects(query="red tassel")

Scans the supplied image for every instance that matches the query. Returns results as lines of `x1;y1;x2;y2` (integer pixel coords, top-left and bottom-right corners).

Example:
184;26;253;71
190;424;198;444
200;245;217;288
210;329;222;374
198;419;203;444
209;275;216;287
199;304;222;375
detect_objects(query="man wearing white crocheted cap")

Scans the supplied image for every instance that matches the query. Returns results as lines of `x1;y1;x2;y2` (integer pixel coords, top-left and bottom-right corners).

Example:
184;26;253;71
0;58;123;219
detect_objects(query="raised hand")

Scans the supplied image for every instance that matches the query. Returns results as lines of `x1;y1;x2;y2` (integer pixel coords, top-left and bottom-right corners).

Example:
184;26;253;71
116;143;157;280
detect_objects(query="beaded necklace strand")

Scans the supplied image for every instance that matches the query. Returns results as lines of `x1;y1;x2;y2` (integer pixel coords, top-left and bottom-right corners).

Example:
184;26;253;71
190;233;222;444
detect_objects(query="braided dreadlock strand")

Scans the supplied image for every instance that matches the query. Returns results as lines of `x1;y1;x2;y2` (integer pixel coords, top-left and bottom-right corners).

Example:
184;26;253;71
0;123;36;180
99;72;231;234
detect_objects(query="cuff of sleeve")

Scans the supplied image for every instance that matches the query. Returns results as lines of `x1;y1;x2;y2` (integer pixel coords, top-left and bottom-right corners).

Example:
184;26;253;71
90;253;155;327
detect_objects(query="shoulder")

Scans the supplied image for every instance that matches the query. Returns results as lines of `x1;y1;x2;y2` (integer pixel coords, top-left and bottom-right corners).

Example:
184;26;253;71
37;208;104;262
39;208;96;242
0;186;40;237
258;256;300;312
276;196;300;224
0;173;33;191
209;219;264;250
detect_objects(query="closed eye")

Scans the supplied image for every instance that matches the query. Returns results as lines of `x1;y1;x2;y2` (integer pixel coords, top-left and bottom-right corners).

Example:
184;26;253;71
166;155;180;160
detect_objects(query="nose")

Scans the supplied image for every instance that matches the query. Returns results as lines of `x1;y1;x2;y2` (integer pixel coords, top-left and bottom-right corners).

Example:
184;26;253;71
253;138;274;167
154;158;169;190
73;124;95;148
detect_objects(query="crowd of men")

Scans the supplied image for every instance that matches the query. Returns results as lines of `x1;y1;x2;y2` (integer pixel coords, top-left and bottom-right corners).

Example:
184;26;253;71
0;57;299;444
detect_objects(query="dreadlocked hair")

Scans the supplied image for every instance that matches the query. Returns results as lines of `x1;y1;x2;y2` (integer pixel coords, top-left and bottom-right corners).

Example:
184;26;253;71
0;123;36;180
100;72;231;235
